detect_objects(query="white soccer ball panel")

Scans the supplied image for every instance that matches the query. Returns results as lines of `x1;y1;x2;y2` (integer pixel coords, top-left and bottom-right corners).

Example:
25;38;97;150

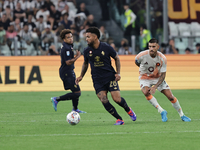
66;111;80;125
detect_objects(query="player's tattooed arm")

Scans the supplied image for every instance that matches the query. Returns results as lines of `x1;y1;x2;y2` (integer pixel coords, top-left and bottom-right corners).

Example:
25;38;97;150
114;55;121;74
75;61;88;84
150;72;166;94
80;61;88;78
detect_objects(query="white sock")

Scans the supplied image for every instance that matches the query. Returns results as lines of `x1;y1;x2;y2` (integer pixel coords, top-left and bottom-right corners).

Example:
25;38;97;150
148;96;164;113
171;98;184;117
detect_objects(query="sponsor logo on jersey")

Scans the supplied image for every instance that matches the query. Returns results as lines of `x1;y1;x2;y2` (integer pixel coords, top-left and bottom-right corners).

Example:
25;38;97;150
156;63;160;66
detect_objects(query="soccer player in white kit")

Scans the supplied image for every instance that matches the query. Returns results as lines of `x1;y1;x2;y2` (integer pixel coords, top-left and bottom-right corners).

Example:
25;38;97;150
135;38;191;122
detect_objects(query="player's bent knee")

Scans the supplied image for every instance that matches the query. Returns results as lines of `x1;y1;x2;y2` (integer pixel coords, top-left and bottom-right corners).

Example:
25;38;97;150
74;92;81;98
100;96;108;104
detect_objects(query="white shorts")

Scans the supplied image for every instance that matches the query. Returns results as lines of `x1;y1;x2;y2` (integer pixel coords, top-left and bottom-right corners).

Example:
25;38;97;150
139;79;170;92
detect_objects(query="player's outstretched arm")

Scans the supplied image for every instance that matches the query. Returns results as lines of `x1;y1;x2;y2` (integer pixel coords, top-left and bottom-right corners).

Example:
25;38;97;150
150;72;166;94
66;50;81;66
75;61;88;85
114;55;121;81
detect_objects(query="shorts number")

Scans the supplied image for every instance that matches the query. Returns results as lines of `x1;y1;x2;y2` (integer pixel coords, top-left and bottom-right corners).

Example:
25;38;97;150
110;81;117;87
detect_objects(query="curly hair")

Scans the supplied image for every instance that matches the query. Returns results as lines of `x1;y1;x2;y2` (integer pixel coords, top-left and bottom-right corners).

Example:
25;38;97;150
60;29;72;40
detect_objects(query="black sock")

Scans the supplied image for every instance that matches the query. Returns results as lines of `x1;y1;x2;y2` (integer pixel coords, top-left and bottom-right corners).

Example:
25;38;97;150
103;101;122;120
56;93;81;102
72;98;79;110
117;97;130;112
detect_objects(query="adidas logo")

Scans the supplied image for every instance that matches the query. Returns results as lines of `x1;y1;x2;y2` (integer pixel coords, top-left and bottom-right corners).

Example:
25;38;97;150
144;62;148;65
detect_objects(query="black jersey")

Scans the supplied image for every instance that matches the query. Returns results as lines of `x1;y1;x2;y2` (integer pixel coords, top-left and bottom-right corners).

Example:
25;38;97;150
83;42;117;84
59;42;74;79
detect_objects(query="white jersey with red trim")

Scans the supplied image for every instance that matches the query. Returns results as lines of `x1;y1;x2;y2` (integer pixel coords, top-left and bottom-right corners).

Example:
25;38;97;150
135;50;167;80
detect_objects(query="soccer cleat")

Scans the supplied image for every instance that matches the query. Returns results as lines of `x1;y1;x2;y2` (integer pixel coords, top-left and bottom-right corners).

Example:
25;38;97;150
161;110;168;122
114;119;124;125
72;109;87;113
181;115;191;122
127;107;137;121
51;97;58;111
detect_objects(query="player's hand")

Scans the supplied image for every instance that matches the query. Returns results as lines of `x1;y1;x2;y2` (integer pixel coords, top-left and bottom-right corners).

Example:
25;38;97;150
115;74;121;81
76;50;81;58
75;76;82;85
149;86;156;95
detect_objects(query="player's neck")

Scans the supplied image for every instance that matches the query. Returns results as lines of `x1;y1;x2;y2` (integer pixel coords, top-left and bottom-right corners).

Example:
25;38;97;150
93;40;100;49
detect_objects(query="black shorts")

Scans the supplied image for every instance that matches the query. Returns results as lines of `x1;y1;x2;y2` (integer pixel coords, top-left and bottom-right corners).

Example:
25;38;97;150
93;80;120;94
61;72;80;92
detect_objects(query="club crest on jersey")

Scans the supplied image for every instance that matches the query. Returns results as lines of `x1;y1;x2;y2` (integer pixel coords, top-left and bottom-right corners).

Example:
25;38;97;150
156;63;160;66
89;51;92;56
101;51;105;55
66;51;70;56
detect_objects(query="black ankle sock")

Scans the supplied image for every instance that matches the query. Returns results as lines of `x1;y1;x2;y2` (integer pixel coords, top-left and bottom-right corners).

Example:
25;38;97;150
117;97;130;112
103;101;122;120
72;98;79;110
56;93;81;102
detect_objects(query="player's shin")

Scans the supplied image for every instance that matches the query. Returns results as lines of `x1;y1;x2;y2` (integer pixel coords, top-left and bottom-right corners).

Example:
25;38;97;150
57;92;81;101
116;97;130;112
146;95;164;113
102;101;122;120
170;97;184;117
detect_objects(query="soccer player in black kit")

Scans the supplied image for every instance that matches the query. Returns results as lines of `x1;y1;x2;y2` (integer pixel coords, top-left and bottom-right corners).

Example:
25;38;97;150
75;27;136;125
51;29;86;113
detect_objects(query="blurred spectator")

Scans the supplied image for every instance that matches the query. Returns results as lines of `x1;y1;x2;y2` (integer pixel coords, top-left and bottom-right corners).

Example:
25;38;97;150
44;0;54;12
18;23;36;55
57;0;69;14
24;14;36;32
74;12;87;32
0;6;13;21
46;44;59;55
0;13;11;30
99;25;109;42
0;23;11;56
50;4;61;23
11;35;26;55
110;43;118;53
77;2;90;17
86;14;97;27
24;0;36;17
34;0;44;16
98;0;110;21
12;18;22;33
6;24;17;54
18;0;27;11
139;24;152;50
47;16;59;32
35;15;46;33
39;24;54;55
60;12;73;29
123;3;136;45
118;38;132;55
195;43;200;54
185;47;191;54
36;5;50;22
13;2;26;22
79;31;87;54
160;39;179;54
79;24;89;39
3;0;15;11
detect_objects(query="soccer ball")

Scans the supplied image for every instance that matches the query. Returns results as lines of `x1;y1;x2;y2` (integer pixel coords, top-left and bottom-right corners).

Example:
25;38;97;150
66;111;80;125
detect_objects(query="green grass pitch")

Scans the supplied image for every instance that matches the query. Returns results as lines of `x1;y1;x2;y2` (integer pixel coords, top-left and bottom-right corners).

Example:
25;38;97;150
0;90;200;150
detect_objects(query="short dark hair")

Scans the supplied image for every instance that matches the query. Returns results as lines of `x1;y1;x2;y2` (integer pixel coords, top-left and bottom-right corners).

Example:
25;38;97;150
185;47;191;51
195;43;200;47
86;27;100;39
60;29;72;39
149;38;159;44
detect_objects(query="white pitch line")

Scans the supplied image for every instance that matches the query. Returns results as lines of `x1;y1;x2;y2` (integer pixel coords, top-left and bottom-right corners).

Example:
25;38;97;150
0;118;199;123
1;130;200;138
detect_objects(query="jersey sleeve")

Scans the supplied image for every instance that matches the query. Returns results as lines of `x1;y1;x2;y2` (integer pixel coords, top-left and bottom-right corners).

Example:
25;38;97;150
108;45;117;59
160;58;167;72
61;46;72;62
83;48;88;62
135;53;142;64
